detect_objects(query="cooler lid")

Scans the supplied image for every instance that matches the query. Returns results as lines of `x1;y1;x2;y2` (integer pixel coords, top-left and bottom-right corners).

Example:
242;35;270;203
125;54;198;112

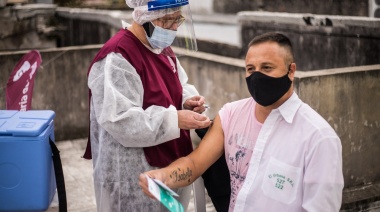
0;110;18;119
0;110;55;137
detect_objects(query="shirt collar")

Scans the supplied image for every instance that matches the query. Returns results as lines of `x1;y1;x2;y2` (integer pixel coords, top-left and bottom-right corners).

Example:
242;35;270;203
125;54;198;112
276;92;302;124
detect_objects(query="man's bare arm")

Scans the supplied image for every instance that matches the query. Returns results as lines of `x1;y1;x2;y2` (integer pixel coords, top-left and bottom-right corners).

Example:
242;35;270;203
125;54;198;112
139;115;225;197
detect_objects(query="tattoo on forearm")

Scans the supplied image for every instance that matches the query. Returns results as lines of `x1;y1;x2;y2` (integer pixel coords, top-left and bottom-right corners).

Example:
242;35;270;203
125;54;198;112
169;167;192;183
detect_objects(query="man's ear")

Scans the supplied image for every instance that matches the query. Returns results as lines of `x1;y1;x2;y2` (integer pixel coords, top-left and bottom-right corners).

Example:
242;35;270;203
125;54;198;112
289;62;296;81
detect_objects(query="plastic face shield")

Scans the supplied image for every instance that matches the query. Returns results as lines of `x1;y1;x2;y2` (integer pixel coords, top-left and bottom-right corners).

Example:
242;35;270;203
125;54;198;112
146;0;197;57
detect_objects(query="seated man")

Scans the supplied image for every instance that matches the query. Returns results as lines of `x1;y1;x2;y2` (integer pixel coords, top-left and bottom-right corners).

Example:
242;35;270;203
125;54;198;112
139;32;344;211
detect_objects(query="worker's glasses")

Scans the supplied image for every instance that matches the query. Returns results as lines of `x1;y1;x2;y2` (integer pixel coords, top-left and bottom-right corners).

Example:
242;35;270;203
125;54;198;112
157;15;185;29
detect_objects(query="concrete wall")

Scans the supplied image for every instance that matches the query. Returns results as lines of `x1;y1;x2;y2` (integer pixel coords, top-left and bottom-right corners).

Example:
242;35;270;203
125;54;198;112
6;7;379;70
0;4;57;51
213;0;369;16
189;0;213;14
0;46;100;140
55;8;243;58
239;11;380;71
55;7;131;47
35;0;53;3
54;8;380;71
0;47;379;209
295;66;380;211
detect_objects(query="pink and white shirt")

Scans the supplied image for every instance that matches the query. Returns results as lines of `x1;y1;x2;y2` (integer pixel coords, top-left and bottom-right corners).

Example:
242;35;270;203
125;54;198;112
219;93;344;212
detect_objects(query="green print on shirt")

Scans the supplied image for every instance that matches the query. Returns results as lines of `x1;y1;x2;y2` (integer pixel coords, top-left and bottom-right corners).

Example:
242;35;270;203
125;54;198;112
275;178;285;190
268;173;295;190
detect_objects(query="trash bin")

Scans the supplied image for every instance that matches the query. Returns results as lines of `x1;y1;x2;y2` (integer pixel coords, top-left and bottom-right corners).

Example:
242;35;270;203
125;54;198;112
0;110;56;211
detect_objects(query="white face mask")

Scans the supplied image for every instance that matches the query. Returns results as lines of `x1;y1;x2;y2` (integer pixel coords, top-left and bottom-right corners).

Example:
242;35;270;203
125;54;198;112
146;22;177;49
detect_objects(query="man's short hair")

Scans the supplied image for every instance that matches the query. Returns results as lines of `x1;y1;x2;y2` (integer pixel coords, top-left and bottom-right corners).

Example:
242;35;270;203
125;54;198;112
248;32;294;63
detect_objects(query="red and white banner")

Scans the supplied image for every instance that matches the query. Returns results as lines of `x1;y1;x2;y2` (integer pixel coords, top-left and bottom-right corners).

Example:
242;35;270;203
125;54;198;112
6;50;42;111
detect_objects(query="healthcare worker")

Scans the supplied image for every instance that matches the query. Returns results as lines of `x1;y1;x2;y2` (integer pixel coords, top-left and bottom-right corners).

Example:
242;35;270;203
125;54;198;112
82;0;211;211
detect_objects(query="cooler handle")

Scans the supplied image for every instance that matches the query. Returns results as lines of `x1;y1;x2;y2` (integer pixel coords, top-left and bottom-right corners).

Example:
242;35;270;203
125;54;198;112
49;138;67;212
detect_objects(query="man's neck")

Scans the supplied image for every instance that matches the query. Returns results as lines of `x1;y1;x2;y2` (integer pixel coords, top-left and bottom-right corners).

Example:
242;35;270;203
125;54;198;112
255;88;293;123
255;104;272;123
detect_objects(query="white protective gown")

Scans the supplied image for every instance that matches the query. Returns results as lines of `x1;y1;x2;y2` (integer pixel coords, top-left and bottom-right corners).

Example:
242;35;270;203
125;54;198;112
88;51;197;211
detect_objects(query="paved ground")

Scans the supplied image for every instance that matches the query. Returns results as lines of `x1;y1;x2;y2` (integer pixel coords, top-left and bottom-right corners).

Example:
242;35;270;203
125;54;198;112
47;138;217;212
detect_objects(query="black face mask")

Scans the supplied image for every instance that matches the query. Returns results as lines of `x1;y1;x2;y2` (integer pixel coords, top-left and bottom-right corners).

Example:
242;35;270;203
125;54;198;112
245;71;292;106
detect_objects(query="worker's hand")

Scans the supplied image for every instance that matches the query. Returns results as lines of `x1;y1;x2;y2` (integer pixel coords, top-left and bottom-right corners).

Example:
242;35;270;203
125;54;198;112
183;96;206;114
139;170;168;199
178;110;211;130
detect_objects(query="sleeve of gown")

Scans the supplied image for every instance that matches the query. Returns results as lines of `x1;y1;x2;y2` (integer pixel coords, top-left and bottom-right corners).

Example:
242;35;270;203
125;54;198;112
88;52;180;148
302;134;344;212
176;59;199;108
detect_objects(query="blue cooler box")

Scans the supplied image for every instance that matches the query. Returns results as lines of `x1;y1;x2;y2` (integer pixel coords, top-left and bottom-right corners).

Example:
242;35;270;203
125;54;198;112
0;110;56;211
